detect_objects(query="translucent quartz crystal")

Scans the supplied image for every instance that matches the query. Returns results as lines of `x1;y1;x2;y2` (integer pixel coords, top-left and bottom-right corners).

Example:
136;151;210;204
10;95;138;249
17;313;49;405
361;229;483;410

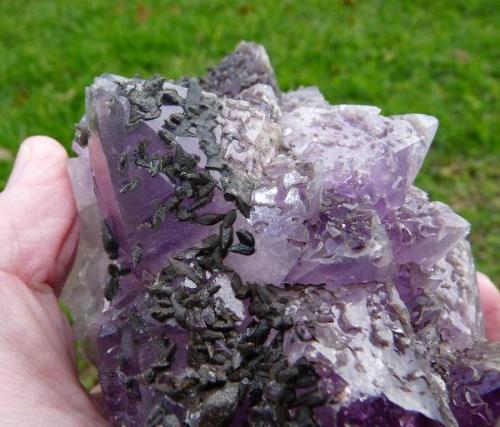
62;42;499;426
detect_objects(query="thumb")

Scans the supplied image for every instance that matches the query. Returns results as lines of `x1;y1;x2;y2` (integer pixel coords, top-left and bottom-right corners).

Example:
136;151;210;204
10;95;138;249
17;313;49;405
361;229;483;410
7;136;68;189
0;136;79;294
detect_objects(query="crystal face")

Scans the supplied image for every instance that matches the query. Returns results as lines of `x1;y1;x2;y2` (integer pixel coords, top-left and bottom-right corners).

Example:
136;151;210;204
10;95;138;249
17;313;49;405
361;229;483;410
63;42;499;426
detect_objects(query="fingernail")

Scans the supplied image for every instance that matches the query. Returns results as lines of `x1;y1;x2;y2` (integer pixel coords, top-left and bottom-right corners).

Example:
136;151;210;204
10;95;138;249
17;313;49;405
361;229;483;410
477;272;495;288
6;143;33;187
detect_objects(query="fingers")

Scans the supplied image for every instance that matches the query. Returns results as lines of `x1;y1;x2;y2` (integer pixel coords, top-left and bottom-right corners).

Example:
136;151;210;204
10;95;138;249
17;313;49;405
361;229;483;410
0;136;79;295
477;272;500;341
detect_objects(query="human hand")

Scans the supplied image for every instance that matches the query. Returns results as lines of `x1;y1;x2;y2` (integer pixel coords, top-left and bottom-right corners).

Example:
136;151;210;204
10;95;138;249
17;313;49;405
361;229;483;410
478;272;500;341
0;137;108;426
0;136;498;426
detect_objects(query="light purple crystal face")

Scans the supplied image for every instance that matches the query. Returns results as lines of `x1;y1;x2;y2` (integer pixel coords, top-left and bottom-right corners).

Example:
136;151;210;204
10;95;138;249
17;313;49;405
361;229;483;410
63;42;499;426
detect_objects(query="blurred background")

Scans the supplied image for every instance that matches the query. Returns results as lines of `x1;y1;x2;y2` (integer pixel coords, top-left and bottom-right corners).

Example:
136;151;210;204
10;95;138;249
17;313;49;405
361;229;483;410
0;0;498;286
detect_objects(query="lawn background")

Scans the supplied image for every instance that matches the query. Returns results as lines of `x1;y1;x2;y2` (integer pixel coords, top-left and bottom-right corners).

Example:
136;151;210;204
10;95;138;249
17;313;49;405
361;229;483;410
0;0;498;284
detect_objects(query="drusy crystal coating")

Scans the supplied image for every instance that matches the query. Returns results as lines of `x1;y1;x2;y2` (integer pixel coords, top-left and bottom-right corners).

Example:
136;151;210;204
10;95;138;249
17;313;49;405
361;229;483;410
63;42;499;426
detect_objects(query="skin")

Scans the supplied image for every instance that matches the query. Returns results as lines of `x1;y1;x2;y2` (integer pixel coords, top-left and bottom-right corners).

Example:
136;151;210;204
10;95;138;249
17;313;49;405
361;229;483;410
0;136;498;426
0;137;108;426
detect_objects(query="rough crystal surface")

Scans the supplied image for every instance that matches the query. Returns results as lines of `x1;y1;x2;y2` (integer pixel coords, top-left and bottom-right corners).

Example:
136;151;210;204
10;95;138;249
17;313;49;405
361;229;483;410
63;41;499;426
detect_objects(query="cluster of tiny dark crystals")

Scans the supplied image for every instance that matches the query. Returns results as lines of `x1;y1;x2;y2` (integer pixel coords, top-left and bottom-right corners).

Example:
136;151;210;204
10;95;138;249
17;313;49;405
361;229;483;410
200;45;279;97
94;72;326;427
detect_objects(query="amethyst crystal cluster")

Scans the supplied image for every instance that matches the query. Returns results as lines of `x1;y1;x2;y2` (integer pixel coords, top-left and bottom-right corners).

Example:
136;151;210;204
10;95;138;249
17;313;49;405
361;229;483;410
63;42;499;426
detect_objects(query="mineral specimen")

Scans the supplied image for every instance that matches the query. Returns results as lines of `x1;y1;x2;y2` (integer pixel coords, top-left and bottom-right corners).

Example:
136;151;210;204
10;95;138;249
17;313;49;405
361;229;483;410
63;42;500;426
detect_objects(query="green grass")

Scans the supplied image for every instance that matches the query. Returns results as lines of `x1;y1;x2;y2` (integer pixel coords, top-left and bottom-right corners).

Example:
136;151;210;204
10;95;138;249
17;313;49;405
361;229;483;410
0;0;498;283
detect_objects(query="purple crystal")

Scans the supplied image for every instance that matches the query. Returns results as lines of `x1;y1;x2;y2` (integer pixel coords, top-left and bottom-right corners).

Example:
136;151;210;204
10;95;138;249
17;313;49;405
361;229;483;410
63;42;499;426
444;342;500;426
